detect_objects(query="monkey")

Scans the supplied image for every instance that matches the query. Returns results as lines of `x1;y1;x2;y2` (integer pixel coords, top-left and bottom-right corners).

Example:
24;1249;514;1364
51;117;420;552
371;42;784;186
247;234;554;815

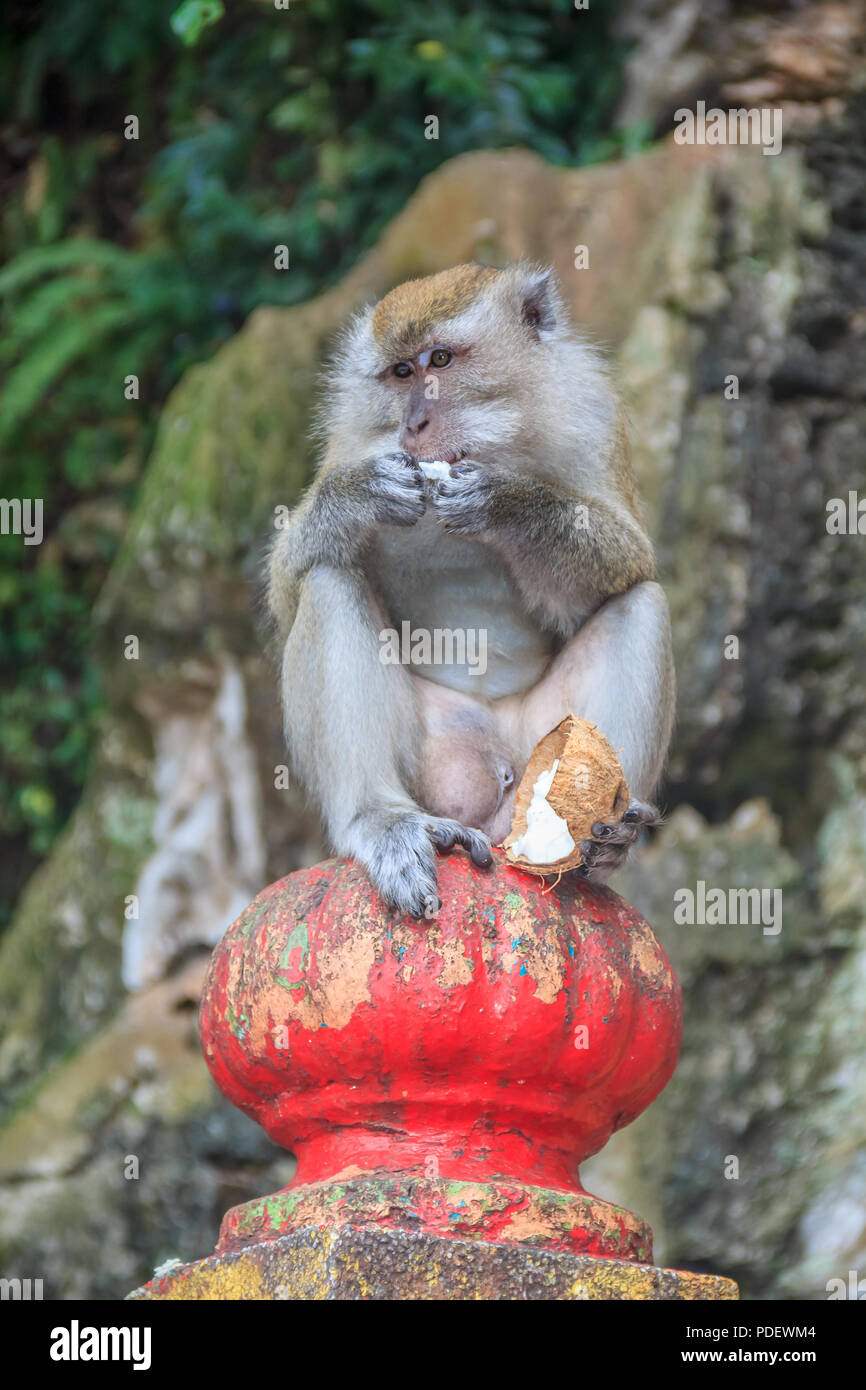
267;262;675;918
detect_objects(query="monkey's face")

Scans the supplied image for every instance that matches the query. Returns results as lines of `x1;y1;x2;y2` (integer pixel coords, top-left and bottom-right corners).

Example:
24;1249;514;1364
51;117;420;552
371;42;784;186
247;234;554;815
387;342;484;463
331;264;567;467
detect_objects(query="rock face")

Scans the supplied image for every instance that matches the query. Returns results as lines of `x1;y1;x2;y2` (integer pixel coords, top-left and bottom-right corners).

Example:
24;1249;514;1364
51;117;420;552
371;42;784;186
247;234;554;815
614;0;865;128
2;77;866;1296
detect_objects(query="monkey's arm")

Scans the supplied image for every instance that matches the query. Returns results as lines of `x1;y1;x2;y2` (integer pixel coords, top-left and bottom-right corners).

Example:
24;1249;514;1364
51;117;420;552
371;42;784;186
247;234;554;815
267;450;426;637
434;462;655;630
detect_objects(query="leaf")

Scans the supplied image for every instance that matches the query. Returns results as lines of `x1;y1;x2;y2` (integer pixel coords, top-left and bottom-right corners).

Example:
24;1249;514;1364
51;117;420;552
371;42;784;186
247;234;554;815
19;785;57;824
170;0;225;48
0;275;106;360
0;240;133;297
0;302;131;443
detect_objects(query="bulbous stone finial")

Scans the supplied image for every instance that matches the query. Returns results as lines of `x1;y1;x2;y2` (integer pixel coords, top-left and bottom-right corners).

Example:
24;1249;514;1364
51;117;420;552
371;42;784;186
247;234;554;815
199;851;682;1262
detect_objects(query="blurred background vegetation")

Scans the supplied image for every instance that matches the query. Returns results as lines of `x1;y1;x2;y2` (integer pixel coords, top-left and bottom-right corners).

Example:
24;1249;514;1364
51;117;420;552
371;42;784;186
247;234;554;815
0;0;636;929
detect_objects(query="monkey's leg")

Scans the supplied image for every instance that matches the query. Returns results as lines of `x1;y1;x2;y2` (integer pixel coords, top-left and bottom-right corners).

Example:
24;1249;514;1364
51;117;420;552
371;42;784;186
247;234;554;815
281;565;492;917
498;580;675;880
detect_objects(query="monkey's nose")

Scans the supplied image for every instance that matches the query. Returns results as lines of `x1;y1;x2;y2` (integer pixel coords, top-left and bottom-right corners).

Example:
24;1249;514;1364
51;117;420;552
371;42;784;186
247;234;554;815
401;424;430;455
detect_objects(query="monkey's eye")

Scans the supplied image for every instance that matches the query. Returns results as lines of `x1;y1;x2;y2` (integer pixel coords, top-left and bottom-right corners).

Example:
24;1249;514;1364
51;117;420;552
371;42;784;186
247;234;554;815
430;348;452;368
392;362;413;379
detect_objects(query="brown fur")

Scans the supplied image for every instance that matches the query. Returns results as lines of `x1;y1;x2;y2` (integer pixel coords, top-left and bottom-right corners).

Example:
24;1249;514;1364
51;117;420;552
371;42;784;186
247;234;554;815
372;263;499;360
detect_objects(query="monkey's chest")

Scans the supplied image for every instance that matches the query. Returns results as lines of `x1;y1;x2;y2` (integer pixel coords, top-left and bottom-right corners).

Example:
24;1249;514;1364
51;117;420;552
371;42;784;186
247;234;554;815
370;518;557;700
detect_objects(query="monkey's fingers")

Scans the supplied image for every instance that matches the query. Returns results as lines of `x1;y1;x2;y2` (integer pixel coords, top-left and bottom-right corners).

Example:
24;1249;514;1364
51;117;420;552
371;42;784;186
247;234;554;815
366;814;442;919
578;798;662;882
387;872;440;920
369;452;427;525
377;450;422;472
589;819;639;846
590;798;660;845
465;832;495;868
432;462;495;537
577;839;629;877
427;818;493;869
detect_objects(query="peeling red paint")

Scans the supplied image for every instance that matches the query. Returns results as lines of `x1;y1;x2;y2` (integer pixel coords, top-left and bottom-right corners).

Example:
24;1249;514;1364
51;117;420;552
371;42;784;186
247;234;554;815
200;850;681;1258
215;1172;654;1262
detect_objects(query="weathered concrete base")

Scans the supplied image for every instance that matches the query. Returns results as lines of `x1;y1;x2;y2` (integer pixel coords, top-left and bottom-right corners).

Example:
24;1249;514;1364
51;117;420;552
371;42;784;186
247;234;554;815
216;1173;654;1262
129;1226;739;1300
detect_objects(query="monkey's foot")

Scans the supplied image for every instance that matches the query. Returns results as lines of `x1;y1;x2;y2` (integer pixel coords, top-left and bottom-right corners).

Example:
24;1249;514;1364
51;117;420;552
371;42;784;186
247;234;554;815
577;799;660;882
363;811;492;920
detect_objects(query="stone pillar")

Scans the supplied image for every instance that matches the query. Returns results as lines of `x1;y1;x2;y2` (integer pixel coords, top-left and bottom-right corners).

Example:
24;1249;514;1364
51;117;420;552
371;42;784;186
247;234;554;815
130;852;738;1300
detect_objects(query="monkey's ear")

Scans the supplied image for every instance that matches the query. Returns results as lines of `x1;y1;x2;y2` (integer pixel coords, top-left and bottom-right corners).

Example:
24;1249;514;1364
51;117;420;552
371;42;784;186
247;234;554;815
519;268;557;340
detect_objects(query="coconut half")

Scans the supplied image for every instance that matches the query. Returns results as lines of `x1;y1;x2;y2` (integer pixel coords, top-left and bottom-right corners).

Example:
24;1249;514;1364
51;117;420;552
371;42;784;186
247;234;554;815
502;714;630;876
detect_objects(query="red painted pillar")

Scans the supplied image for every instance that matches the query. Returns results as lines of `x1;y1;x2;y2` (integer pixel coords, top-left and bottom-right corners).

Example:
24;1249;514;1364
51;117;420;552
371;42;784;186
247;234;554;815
198;850;682;1263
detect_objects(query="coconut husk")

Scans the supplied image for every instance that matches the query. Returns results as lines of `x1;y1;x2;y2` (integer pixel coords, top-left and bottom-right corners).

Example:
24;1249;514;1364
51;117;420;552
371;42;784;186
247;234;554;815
502;714;630;876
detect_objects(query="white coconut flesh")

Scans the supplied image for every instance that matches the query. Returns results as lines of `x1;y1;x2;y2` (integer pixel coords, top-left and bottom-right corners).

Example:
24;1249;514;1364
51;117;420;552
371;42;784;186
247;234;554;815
418;459;452;480
510;759;576;864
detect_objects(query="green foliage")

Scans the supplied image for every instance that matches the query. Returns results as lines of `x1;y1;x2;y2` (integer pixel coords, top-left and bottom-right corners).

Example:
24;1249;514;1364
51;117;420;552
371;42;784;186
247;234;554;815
0;0;632;924
170;0;224;48
0;552;100;857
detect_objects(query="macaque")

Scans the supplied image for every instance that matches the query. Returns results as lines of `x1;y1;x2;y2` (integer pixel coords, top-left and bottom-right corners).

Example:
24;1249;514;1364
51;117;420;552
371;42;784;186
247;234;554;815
267;263;675;917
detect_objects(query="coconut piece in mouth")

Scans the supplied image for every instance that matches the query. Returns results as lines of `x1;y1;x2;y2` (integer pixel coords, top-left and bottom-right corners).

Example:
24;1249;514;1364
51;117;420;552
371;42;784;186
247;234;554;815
418;459;453;481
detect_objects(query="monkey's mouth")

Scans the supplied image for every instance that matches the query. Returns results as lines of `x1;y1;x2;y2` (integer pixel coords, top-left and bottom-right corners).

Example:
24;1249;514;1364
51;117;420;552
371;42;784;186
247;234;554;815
417;449;467;466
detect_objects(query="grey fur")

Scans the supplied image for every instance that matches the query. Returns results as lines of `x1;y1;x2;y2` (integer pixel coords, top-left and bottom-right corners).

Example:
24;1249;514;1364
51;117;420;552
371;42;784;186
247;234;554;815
267;265;675;917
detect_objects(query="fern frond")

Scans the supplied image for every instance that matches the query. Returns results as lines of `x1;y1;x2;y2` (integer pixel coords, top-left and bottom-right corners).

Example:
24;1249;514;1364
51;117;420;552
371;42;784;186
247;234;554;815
0;275;107;361
0;302;131;442
0;240;136;298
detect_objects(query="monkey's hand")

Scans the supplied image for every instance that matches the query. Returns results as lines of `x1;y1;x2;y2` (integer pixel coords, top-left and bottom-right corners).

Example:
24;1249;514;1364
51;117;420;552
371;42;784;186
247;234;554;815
366;451;427;527
432;459;503;536
576;799;660;883
358;808;493;919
